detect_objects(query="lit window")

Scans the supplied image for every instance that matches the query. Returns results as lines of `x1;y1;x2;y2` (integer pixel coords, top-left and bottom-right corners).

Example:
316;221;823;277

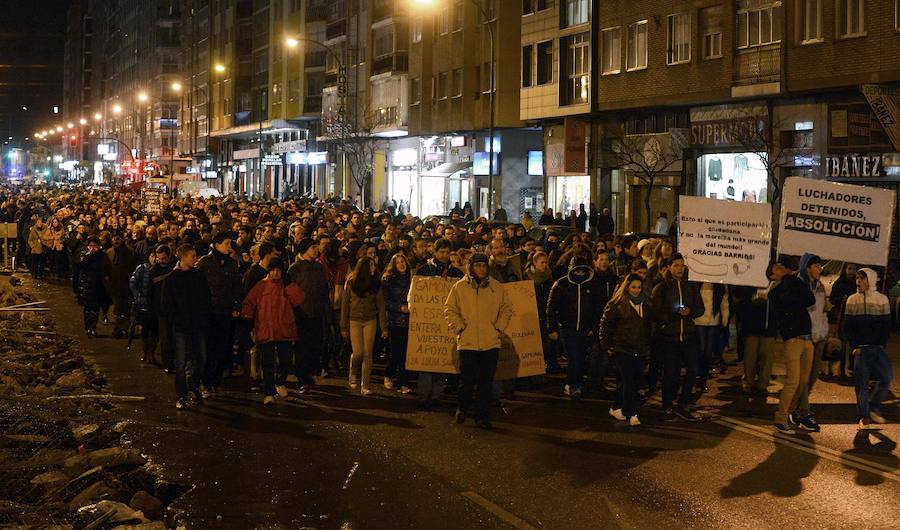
801;0;822;43
736;1;783;49
627;21;648;71
701;6;723;59
839;0;866;37
601;27;621;74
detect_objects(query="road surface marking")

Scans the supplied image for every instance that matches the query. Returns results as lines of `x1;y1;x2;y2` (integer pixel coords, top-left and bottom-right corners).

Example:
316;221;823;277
461;491;538;530
342;461;359;490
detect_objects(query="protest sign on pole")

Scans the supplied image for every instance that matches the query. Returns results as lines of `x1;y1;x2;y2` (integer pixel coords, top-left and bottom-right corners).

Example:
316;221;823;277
678;196;772;288
141;188;162;216
405;277;545;380
777;177;896;266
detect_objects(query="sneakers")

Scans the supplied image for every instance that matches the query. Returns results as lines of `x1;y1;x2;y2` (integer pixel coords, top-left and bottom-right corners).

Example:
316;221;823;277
175;399;187;410
276;385;288;398
774;423;796;435
384;378;394;390
349;382;359;391
629;415;641;426
869;410;887;424
360;387;374;396
320;369;330;378
795;415;821;432
609;408;626;421
663;409;677;422
675;407;699;422
563;384;572;397
263;395;276;405
199;387;212;399
397;386;412;394
858;418;880;430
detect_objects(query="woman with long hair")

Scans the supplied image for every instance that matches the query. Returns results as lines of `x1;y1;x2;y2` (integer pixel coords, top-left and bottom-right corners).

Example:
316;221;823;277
599;273;652;426
341;255;387;395
380;253;412;393
42;217;66;278
526;251;558;373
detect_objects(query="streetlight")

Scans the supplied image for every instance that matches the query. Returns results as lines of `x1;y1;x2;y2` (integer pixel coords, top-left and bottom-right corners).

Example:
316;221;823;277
67;123;74;129
112;105;122;114
94;112;102;121
214;63;226;74
412;0;497;217
79;118;87;125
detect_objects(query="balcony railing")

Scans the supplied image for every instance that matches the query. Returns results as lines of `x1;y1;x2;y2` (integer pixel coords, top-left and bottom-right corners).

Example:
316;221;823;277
326;19;347;41
372;53;408;76
733;44;781;86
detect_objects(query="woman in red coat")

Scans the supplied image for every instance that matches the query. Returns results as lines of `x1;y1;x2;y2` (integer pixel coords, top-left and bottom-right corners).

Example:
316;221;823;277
241;258;305;404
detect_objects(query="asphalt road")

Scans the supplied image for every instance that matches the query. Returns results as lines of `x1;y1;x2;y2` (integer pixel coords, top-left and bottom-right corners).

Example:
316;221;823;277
37;279;900;529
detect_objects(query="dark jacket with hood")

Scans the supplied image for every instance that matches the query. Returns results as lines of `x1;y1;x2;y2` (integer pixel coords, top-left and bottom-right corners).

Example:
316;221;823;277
546;257;601;333
381;271;412;327
197;248;242;316
75;249;108;308
288;257;331;320
599;294;652;357
650;275;705;343
161;265;212;332
770;271;815;341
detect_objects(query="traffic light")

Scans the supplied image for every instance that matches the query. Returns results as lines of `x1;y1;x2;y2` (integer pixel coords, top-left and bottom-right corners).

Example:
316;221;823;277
68;134;78;147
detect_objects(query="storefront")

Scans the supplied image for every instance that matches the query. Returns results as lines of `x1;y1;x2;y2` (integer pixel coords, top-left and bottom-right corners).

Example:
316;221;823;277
389;146;419;215
545;119;590;221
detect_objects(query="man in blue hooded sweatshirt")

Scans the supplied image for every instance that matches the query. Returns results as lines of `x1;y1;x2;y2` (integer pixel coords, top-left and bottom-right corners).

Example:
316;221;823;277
843;268;893;429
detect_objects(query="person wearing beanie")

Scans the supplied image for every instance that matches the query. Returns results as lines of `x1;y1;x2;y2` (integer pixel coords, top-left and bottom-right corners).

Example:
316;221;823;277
444;252;513;428
843;268;893;429
287;237;330;391
546;254;601;400
242;256;306;405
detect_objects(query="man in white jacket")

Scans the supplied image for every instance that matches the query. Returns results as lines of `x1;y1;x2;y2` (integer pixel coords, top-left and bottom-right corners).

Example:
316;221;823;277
445;253;513;429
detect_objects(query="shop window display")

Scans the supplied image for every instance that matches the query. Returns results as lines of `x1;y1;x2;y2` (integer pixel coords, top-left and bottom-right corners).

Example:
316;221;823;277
698;152;768;203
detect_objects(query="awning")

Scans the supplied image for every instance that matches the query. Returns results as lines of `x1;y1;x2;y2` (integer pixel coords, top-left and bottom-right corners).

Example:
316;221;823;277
421;161;471;177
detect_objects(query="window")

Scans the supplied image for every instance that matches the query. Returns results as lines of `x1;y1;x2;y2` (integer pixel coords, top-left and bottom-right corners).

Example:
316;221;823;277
481;61;495;93
896;0;899;31
736;1;783;49
439;7;450;34
373;26;394;58
523;0;533;15
701;6;723;59
562;0;588;27
412;17;423;43
838;0;865;37
452;68;463;97
562;32;589;104
601;27;621;74
453;1;464;31
522;44;533;87
627;21;648;70
536;40;553;85
667;13;691;64
801;0;822;42
411;77;421;105
438;71;449;99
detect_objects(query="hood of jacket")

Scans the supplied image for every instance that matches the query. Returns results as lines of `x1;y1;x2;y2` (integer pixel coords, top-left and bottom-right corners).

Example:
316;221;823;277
566;264;594;285
798;253;822;290
859;267;879;295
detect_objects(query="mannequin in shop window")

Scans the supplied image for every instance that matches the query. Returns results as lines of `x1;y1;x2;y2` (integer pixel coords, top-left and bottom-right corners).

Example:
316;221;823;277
708;156;723;181
654;212;670;235
734;154;749;181
726;180;736;201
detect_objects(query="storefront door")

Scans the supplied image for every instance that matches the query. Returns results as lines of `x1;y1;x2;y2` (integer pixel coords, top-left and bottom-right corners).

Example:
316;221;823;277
630;184;680;233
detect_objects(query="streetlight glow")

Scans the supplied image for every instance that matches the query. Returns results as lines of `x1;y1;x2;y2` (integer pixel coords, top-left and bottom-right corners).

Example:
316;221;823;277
56;126;63;132
214;64;226;73
285;38;299;48
67;123;74;129
112;104;122;114
137;92;149;103
79;118;87;125
171;82;183;92
94;113;102;121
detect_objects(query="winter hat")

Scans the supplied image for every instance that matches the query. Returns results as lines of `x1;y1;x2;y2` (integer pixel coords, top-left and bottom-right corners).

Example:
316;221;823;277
297;238;316;255
637;239;652;252
569;255;591;270
470;253;489;266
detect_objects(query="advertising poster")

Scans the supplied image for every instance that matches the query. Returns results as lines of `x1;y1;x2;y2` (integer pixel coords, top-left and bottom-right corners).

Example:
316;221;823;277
777;177;896;266
678;196;772;288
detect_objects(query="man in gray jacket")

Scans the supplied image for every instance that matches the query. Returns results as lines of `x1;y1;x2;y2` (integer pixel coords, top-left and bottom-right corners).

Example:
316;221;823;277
445;253;513;429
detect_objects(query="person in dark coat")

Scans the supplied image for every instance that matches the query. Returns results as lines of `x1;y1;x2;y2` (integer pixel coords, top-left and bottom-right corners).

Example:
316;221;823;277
288;238;331;390
75;236;108;337
133;225;159;265
150;245;176;372
196;231;242;396
105;232;137;338
380;252;413;392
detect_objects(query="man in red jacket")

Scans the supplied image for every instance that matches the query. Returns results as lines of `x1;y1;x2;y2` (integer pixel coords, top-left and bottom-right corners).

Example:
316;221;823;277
241;258;305;405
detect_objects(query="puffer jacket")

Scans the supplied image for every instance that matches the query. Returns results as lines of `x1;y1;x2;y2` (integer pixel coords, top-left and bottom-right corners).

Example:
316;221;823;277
444;275;513;351
599;297;652;357
546;263;600;333
197;248;242;316
770;273;815;341
843;267;891;348
241;278;306;343
650;276;705;343
798;253;828;342
129;262;152;312
381;272;412;327
75;250;108;307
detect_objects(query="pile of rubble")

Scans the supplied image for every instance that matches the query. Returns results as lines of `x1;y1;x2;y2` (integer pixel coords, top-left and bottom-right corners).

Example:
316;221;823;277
0;276;185;529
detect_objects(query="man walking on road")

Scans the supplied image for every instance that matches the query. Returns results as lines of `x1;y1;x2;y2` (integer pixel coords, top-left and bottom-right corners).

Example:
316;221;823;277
843;268;893;430
445;253;512;429
289;238;330;391
197;232;242;397
769;260;817;434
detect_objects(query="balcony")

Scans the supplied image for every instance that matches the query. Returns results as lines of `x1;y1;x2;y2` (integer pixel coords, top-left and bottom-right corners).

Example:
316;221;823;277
733;44;781;87
372;0;397;23
372;53;408;76
326;19;347;42
305;50;327;68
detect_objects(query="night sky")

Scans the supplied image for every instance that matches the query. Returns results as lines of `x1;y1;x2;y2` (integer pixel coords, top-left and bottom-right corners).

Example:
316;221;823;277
0;0;71;145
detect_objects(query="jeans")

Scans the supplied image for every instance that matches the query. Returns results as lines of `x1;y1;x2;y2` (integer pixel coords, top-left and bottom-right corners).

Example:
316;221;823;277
173;330;207;400
204;314;235;390
296;316;323;386
647;342;664;393
560;327;592;390
259;341;294;397
323;309;347;371
139;310;159;361
798;340;826;416
854;345;894;420
386;325;409;387
458;349;499;422
742;335;775;393
30;253;44;279
158;316;174;371
775;337;814;425
418;372;445;402
696;325;721;381
613;353;646;419
540;320;559;371
111;294;131;337
661;339;698;409
348;319;376;389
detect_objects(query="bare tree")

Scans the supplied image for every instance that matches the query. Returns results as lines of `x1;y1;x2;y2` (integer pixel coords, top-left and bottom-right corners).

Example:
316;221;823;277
604;131;685;232
321;106;382;209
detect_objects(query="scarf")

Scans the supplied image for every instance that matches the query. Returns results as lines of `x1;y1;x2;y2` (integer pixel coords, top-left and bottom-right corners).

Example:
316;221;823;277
528;267;551;285
629;293;647;305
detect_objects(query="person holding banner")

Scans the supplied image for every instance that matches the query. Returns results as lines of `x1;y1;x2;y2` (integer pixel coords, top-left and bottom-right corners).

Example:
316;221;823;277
445;253;513;429
600;273;652;426
769;260;817;435
843;268;893;430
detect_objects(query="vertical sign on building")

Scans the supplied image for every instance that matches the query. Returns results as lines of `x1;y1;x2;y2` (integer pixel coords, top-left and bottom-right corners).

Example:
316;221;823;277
862;84;900;151
563;118;587;174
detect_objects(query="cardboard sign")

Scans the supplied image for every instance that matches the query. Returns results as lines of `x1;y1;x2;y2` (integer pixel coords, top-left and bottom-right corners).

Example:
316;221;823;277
141;188;163;216
777;177;896;266
678;196;772;288
405;277;545;380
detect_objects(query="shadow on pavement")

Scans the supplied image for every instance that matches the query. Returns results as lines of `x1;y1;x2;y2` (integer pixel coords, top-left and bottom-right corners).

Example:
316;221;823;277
719;437;819;498
842;431;900;486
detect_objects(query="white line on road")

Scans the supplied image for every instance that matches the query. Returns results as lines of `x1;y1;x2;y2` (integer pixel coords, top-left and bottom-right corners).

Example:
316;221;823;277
461;491;538;530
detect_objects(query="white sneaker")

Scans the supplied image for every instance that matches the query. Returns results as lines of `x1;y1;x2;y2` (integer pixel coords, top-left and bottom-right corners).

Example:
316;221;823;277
629;415;641;426
869;410;887;424
263;396;275;405
609;408;626;421
276;385;288;398
563;384;572;397
384;377;394;390
858;419;879;430
361;388;374;396
397;386;412;394
199;386;212;399
349;382;359;390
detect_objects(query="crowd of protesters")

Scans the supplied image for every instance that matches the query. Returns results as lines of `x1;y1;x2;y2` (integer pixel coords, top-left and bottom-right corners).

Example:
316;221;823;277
3;185;893;432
